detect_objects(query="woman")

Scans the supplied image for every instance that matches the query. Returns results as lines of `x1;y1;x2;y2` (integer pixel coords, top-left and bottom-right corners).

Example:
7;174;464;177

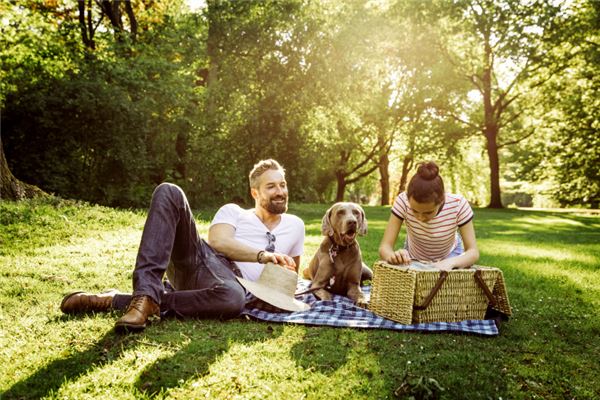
379;161;479;270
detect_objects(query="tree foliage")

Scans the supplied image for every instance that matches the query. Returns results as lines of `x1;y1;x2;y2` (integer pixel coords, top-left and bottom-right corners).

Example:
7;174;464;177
1;0;597;208
539;0;600;207
2;0;204;206
408;0;569;207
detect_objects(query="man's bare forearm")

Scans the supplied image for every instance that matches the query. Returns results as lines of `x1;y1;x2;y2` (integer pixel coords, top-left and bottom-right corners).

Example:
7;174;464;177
208;223;259;261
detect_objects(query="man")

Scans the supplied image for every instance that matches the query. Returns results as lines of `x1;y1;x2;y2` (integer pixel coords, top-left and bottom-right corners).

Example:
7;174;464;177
61;159;305;332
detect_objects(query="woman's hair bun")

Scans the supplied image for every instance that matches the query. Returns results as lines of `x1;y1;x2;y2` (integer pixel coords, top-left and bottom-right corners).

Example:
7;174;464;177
416;161;439;181
408;160;444;203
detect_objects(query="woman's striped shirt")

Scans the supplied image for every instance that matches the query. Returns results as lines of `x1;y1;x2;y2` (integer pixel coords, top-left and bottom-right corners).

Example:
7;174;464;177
391;192;474;261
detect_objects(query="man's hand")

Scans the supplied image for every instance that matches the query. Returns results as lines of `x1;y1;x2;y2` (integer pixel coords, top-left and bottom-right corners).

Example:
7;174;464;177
384;249;411;265
210;224;300;272
261;251;296;272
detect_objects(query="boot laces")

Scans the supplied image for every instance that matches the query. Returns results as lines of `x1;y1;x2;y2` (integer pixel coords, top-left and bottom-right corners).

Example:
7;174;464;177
130;295;149;312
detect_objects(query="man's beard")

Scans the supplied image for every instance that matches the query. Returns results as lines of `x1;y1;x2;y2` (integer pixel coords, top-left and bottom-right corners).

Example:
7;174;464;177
262;195;288;214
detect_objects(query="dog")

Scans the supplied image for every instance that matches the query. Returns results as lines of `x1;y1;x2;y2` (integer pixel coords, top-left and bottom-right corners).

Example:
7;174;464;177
302;202;368;307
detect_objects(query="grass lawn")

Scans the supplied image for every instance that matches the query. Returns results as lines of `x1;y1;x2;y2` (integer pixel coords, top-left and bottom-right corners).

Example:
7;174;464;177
1;197;599;399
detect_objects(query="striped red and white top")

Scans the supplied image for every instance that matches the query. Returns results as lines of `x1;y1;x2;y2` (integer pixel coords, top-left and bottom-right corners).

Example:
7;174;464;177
391;192;474;261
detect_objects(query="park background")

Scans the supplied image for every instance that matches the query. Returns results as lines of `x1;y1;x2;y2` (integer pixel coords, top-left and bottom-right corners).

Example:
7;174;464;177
1;0;599;399
1;0;598;209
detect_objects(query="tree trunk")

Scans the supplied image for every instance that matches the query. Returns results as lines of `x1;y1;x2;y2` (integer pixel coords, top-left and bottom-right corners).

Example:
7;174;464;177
78;0;95;50
379;152;390;206
124;0;137;42
101;1;123;35
482;37;503;208
1;138;45;200
485;129;503;208
175;132;187;179
335;171;346;202
397;155;413;196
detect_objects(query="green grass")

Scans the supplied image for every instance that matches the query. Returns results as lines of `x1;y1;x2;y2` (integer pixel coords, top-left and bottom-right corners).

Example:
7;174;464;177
1;197;599;399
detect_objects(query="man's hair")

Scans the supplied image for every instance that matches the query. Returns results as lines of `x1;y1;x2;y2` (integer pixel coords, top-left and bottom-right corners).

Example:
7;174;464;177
249;159;285;189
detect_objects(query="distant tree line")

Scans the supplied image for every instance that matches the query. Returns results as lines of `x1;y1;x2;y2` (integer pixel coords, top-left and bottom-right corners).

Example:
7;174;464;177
1;0;598;208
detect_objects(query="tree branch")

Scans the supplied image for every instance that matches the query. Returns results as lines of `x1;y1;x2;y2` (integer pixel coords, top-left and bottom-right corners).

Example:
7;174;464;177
490;23;511;51
497;128;535;148
497;107;525;129
467;74;484;93
93;11;104;34
494;92;520;121
346;162;380;184
492;59;529;114
445;111;481;131
347;139;381;176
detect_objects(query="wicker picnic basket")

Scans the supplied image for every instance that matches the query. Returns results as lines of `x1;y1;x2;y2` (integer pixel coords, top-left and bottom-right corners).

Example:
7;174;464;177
368;261;512;324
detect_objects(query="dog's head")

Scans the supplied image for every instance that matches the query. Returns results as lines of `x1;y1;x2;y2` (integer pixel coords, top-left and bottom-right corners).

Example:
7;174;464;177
321;202;368;246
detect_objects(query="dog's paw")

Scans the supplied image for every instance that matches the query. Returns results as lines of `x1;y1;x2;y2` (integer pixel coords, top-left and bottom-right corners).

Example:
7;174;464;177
301;268;312;280
314;289;332;301
355;296;368;309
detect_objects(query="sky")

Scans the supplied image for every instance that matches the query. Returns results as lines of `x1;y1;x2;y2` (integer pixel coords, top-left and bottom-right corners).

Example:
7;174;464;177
185;0;206;11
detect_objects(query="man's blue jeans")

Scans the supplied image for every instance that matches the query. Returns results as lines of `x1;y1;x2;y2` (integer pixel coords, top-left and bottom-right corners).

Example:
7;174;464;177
112;183;246;319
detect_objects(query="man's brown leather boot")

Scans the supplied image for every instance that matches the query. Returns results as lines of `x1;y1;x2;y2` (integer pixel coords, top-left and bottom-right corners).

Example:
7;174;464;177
60;290;119;314
114;295;160;332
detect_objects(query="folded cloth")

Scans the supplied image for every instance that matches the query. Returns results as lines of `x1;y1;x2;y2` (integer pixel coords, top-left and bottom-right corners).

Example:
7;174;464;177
241;279;500;336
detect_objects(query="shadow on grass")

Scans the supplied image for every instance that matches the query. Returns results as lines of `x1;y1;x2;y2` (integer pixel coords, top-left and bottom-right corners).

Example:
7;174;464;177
366;259;600;398
2;329;130;399
289;327;355;374
283;251;600;398
2;318;285;399
131;319;285;396
475;208;600;245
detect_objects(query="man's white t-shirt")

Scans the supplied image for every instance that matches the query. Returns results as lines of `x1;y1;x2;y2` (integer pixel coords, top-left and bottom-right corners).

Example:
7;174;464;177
210;204;305;281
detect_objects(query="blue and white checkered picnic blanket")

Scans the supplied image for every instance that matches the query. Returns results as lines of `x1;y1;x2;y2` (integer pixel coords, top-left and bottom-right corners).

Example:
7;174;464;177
241;280;500;336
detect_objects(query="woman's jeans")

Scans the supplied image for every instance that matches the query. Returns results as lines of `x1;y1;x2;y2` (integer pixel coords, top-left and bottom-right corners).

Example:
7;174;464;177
112;183;246;319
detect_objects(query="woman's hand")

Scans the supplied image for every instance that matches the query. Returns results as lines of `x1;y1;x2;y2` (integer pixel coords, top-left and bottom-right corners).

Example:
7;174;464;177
379;213;408;265
433;258;458;271
385;249;411;265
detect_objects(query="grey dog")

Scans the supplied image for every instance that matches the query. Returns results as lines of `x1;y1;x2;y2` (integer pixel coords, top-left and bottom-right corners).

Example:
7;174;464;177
303;202;368;307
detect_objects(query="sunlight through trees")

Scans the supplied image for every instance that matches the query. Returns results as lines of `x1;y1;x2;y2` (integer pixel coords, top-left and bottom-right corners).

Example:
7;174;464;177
1;0;597;208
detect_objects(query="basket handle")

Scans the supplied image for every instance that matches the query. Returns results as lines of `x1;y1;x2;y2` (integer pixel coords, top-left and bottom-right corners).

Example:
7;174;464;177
414;271;448;311
473;269;497;307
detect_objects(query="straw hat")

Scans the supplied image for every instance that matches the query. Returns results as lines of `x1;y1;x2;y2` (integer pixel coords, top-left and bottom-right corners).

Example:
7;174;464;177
237;263;310;312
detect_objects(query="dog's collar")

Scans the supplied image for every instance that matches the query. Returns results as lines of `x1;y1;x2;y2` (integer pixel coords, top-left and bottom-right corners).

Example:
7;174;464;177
328;236;354;250
328;236;355;263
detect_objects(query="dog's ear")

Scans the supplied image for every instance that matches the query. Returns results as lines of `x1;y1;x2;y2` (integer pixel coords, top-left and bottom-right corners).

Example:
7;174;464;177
321;206;334;237
357;204;368;236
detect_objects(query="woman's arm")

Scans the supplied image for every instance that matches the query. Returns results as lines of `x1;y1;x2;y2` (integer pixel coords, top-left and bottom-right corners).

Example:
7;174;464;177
379;214;411;265
434;220;479;270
